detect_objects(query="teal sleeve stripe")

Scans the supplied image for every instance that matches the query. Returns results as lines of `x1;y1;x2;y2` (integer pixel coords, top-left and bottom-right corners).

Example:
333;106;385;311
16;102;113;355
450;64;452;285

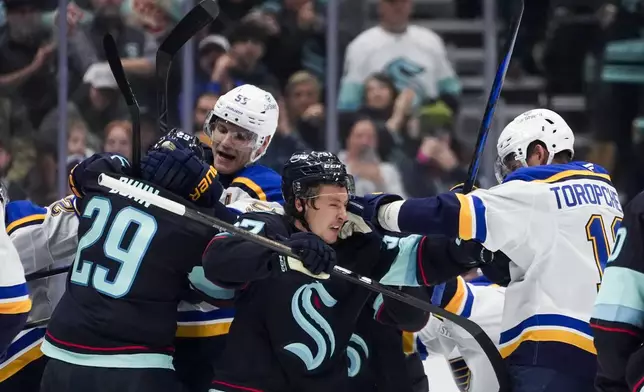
379;235;422;287
594;266;644;323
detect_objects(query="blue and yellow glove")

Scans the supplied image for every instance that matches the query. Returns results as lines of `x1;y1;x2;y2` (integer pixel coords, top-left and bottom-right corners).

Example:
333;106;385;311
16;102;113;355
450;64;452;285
69;153;132;198
141;130;223;208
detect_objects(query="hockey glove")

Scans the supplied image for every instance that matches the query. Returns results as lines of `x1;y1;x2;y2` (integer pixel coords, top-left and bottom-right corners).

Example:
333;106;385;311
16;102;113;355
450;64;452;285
69;153;132;197
338;211;373;239
448;238;495;269
278;232;337;276
141;146;223;208
348;193;403;229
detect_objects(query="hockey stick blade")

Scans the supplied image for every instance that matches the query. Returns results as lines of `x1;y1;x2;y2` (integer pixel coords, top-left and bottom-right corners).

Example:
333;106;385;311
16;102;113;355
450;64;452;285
463;0;524;193
103;34;142;177
156;0;220;134
98;173;510;392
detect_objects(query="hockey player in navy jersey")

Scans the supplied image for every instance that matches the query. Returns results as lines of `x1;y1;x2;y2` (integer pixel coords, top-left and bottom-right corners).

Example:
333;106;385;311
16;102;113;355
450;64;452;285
140;84;286;391
38;134;227;392
591;190;644;392
353;108;623;391
201;151;495;392
0;182;31;356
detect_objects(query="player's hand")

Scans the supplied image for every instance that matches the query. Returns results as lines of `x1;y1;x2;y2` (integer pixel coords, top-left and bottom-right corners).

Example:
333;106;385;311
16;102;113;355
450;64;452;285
348;193;403;229
69;153;132;197
339;211;372;239
141;145;223;208
279;232;337;276
449;239;495;268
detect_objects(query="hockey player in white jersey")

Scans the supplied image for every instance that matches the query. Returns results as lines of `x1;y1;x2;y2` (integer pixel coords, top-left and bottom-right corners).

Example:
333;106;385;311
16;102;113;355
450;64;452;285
412;275;505;392
0;183;31;356
1;195;78;391
355;108;623;391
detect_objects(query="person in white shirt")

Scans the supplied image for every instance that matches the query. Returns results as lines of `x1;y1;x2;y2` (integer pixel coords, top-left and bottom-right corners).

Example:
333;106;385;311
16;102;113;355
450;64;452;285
338;0;461;112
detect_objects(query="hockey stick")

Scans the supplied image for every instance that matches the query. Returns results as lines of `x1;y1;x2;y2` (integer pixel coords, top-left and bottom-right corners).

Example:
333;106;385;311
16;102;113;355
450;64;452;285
157;0;220;134
26;266;70;282
103;34;141;177
463;0;524;193
97;173;511;392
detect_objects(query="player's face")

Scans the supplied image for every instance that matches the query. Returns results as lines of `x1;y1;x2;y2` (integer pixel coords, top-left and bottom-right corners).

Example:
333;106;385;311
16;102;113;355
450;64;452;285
210;120;258;174
302;185;349;244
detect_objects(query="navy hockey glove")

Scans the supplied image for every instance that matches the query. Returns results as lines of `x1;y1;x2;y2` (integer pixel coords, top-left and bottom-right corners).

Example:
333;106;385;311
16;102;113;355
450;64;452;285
141;146;223;208
348;193;403;229
278;232;337;276
448;239;495;268
69;153;132;197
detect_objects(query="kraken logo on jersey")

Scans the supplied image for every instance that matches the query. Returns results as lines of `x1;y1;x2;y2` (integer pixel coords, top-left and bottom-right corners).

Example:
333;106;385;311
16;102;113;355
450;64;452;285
284;282;338;371
346;333;369;377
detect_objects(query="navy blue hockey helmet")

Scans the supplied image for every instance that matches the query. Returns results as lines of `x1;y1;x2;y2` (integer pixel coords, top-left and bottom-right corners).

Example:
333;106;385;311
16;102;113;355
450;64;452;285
149;128;213;164
281;151;355;206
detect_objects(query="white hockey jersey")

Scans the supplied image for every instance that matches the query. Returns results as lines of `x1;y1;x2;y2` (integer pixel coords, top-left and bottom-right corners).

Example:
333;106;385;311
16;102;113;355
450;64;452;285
412;276;505;392
337;25;461;111
0;200;31;357
1;196;77;382
382;161;623;379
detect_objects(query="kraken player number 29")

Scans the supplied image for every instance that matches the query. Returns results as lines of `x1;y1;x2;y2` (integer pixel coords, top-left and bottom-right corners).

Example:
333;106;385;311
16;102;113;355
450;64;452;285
71;196;158;298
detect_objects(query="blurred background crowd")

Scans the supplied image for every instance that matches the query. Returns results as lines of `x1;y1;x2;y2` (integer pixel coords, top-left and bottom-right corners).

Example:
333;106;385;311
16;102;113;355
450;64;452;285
0;0;642;206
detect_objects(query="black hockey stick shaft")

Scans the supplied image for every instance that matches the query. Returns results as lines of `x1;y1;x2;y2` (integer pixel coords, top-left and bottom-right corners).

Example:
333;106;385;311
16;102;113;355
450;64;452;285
103;34;141;177
25;265;70;282
97;173;510;391
463;0;524;193
156;0;220;134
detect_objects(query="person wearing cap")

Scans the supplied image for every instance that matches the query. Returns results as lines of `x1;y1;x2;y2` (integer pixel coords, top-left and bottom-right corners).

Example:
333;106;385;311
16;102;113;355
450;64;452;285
209;20;279;94
70;63;129;136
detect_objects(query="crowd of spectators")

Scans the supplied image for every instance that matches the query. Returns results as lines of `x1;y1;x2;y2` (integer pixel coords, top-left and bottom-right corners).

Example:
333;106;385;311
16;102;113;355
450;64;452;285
0;0;642;205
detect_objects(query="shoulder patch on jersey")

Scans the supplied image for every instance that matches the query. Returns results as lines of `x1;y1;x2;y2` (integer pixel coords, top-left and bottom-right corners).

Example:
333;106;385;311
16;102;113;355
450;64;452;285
5;201;46;236
231;164;284;204
503;161;612;186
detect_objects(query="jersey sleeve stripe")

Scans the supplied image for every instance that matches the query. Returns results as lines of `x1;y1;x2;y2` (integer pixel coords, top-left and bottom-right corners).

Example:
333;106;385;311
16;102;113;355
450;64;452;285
0;283;28;299
6;214;46;236
444;277;466;314
455;194;487;242
593;266;644;327
461;283;474;318
455;194;473;239
0;298;32;314
402;331;415;355
231;177;267;201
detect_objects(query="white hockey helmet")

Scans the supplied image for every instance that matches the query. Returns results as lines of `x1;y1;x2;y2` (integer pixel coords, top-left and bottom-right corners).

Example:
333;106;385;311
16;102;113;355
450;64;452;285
204;84;279;163
494;108;575;182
